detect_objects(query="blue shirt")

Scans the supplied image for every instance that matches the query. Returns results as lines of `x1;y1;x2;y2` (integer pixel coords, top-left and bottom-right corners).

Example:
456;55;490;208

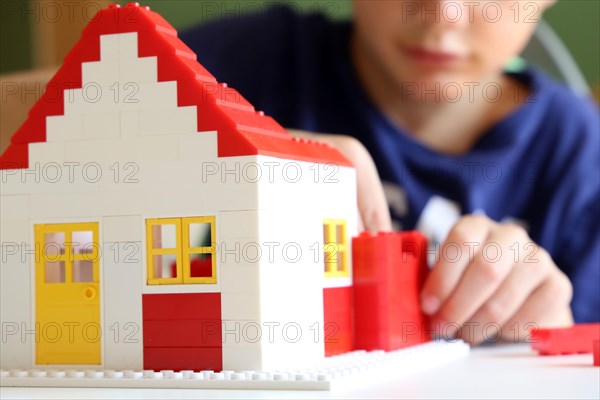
181;6;600;323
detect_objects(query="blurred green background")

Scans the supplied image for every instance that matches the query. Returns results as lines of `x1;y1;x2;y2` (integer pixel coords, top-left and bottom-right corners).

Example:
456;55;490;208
2;0;599;88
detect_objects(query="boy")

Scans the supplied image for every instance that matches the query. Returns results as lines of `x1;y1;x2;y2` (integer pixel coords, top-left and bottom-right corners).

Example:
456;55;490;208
181;1;599;343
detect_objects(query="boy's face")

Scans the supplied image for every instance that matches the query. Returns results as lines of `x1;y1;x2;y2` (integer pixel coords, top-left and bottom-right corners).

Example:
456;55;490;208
352;0;555;87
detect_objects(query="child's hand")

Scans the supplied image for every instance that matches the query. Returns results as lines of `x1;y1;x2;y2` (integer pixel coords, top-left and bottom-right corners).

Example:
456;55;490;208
288;129;392;233
420;215;574;344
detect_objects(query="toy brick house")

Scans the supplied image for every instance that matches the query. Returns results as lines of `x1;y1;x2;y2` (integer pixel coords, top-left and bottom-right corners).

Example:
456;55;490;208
0;3;359;372
0;3;429;375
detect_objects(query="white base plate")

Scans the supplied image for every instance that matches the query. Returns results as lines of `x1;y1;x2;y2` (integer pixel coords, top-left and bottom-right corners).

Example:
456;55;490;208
0;341;469;391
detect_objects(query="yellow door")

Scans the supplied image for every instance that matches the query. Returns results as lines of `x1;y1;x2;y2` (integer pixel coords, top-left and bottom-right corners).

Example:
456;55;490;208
35;222;101;364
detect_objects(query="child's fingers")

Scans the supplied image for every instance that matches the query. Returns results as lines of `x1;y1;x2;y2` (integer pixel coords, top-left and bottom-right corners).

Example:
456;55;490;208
421;215;492;317
353;144;392;233
456;247;552;344
435;223;525;336
500;268;573;339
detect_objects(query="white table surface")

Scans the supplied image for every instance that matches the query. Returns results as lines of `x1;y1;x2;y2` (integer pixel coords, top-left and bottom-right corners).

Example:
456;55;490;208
1;343;598;399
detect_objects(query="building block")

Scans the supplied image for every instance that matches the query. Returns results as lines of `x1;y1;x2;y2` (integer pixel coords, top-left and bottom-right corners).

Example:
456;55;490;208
157;53;215;83
28;141;66;164
0;341;469;390
0;144;29;170
118;32;140;60
64;81;178;115
9;117;46;144
143;347;222;372
120;57;158;84
0;195;30;221
353;231;431;351
102;241;144;370
137;106;197;136
120;111;140;137
99;33;121;61
323;287;353;356
28;192;104;220
221;346;265;372
177;131;217;159
214;210;259;239
531;323;600;355
594;340;599;367
136;28;196;60
62;136;179;163
219;265;260;294
0;247;32;369
26;87;66;120
2;160;104;197
83;112;121;140
0;219;30;244
142;293;221;320
46;114;84;142
220;292;262;321
143;320;221;348
81;59;120;87
140;283;221;296
102;216;142;243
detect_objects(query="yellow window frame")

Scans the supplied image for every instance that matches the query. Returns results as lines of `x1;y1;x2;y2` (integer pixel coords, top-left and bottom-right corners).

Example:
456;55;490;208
146;216;217;285
323;219;349;278
182;216;217;284
146;218;182;285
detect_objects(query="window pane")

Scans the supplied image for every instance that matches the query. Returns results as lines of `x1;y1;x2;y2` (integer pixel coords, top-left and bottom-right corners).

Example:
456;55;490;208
337;250;345;272
153;254;177;279
44;232;65;257
190;253;213;278
73;259;94;282
323;225;330;244
152;224;177;249
72;231;94;255
335;224;344;244
324;244;338;273
325;243;340;260
189;223;212;247
45;261;65;283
